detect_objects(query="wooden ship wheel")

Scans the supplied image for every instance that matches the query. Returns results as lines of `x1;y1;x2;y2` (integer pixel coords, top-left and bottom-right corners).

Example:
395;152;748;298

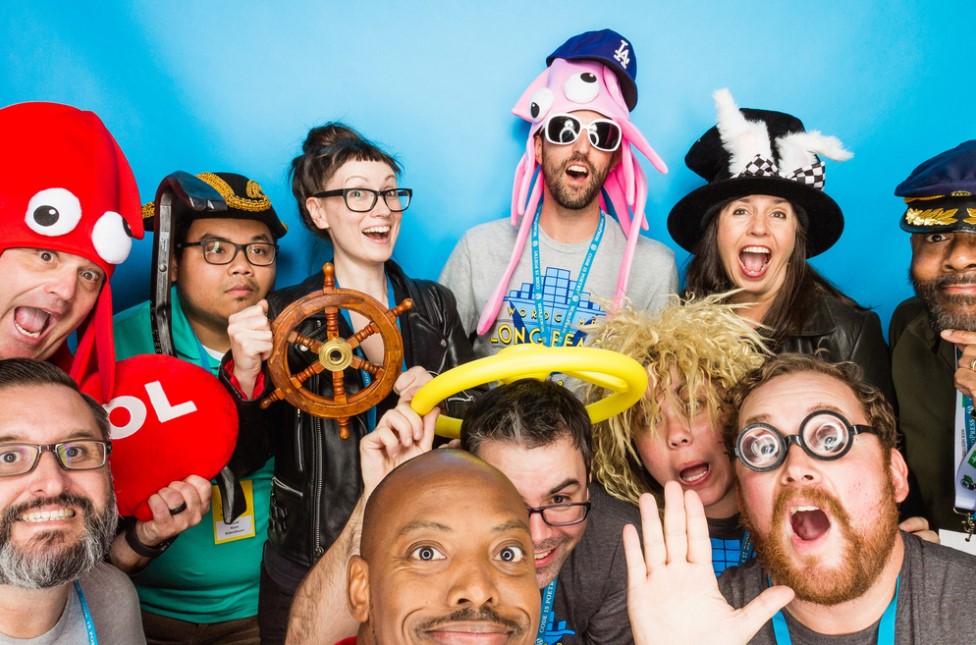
260;263;413;439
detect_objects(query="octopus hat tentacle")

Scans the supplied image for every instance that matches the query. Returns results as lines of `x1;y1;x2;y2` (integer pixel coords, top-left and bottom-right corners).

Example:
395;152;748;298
477;197;538;335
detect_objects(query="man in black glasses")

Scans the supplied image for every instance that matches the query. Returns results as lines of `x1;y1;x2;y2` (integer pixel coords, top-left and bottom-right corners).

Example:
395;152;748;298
461;379;638;643
0;358;145;642
287;379;637;644
441;29;677;360
624;353;976;643
113;171;286;643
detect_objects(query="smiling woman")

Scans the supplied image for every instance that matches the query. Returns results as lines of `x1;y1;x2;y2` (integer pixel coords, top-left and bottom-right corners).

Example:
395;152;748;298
225;122;479;644
667;89;893;401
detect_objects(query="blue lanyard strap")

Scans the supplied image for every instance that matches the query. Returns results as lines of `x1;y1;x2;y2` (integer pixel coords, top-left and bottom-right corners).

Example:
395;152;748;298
74;579;98;645
335;276;404;433
771;575;899;644
739;531;754;565
535;577;558;645
530;202;605;347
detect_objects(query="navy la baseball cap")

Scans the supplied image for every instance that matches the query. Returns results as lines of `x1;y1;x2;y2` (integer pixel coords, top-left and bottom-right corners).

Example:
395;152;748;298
547;29;638;111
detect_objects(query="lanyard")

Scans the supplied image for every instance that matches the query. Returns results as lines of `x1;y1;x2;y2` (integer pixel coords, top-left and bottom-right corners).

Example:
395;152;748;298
739;531;754;565
535;577;558;645
335;276;404;433
953;348;976;534
530;202;605;347
771;576;899;645
74;579;98;645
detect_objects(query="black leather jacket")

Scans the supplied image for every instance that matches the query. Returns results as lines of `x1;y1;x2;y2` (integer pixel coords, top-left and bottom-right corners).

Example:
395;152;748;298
778;293;894;404
224;260;477;570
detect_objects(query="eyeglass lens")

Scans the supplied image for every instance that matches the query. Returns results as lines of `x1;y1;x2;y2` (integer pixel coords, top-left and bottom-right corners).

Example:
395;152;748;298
0;441;108;477
737;412;855;471
201;240;276;266
344;188;411;213
544;115;622;151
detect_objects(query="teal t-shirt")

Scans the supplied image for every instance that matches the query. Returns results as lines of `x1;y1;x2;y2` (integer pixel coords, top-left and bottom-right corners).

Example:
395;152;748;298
113;289;271;623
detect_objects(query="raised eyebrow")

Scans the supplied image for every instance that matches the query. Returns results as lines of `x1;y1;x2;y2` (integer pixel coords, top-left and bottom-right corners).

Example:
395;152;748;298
545;478;583;498
492;519;530;534
397;520;454;538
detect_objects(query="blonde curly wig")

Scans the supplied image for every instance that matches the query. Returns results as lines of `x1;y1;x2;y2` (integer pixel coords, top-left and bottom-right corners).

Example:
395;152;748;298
583;293;769;505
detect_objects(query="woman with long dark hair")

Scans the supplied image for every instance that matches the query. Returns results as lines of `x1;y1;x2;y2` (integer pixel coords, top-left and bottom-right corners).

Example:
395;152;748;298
667;89;891;400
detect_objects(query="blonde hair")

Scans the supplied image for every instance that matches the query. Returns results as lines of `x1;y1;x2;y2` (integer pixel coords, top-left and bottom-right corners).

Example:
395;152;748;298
583;294;769;504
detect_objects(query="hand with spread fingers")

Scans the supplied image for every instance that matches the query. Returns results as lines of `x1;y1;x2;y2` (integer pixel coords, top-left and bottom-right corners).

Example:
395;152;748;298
227;299;273;398
623;482;794;645
942;329;976;399
360;399;437;497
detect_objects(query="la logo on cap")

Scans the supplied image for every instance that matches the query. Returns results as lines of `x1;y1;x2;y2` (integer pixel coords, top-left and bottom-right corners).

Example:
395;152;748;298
613;40;631;68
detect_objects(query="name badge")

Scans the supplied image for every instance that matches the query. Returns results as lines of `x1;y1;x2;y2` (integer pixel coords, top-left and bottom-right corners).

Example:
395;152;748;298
212;479;256;544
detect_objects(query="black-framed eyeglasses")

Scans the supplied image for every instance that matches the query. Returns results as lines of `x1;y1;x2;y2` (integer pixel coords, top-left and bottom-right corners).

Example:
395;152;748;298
525;501;591;527
0;440;111;478
312;188;412;213
734;410;877;473
543;113;622;152
177;238;278;266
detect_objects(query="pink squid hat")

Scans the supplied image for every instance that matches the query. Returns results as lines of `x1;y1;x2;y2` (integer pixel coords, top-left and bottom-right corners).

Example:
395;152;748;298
477;52;668;335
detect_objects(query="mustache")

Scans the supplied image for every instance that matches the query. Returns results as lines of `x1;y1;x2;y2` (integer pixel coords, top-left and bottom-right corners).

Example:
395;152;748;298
416;605;524;634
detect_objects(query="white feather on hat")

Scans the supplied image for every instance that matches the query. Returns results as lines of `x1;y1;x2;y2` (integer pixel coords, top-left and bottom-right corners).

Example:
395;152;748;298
713;88;771;175
775;131;854;173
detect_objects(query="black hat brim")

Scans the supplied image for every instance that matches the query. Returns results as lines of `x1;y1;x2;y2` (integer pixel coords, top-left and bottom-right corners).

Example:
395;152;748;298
667;175;844;258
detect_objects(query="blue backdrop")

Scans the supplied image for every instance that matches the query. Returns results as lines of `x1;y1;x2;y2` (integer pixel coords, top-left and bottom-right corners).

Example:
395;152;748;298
3;2;972;329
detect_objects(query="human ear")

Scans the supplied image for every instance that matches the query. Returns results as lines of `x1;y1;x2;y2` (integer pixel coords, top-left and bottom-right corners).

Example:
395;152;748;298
347;555;370;624
305;196;330;231
888;449;910;504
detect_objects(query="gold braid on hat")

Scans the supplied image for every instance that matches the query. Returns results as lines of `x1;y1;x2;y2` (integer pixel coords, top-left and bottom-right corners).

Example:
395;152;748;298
582;293;770;505
197;172;272;212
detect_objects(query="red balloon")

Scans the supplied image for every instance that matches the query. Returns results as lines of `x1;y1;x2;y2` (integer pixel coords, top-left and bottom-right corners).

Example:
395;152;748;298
81;354;238;520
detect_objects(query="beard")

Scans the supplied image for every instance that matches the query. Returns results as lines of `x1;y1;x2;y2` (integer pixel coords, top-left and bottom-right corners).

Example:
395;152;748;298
911;268;976;332
0;491;118;589
741;480;899;606
541;149;614;211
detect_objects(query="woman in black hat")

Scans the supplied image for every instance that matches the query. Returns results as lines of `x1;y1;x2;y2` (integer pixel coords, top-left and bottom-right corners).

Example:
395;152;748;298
667;89;892;400
225;123;477;643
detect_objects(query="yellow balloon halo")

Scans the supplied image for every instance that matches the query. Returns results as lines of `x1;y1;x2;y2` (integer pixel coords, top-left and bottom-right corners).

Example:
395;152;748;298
410;344;649;439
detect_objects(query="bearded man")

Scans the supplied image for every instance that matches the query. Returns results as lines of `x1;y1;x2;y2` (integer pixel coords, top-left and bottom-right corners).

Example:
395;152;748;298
0;358;143;642
440;29;676;358
890;140;976;541
623;353;976;643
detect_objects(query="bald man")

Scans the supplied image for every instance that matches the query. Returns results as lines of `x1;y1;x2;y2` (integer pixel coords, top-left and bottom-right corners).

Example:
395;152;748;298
343;450;541;645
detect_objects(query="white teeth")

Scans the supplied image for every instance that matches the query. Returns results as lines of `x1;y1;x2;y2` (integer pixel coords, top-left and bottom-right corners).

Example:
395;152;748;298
19;508;75;522
681;469;708;483
534;549;553;561
362;226;390;234
13;322;41;338
790;505;820;515
568;165;587;173
741;246;770;254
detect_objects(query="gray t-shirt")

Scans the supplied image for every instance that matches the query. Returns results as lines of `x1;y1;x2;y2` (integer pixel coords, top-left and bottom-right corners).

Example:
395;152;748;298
717;532;976;644
0;563;145;645
545;484;639;644
440;217;677;358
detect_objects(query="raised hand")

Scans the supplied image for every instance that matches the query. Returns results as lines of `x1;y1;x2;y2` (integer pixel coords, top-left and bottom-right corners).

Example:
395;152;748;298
623;482;793;645
227;300;273;397
942;329;976;399
360;402;437;496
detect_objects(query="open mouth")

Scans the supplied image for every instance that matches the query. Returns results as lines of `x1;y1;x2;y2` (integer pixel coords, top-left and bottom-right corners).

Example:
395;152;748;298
678;462;710;485
13;307;56;339
362;225;391;241
790;505;831;542
565;163;590;180
738;246;771;278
